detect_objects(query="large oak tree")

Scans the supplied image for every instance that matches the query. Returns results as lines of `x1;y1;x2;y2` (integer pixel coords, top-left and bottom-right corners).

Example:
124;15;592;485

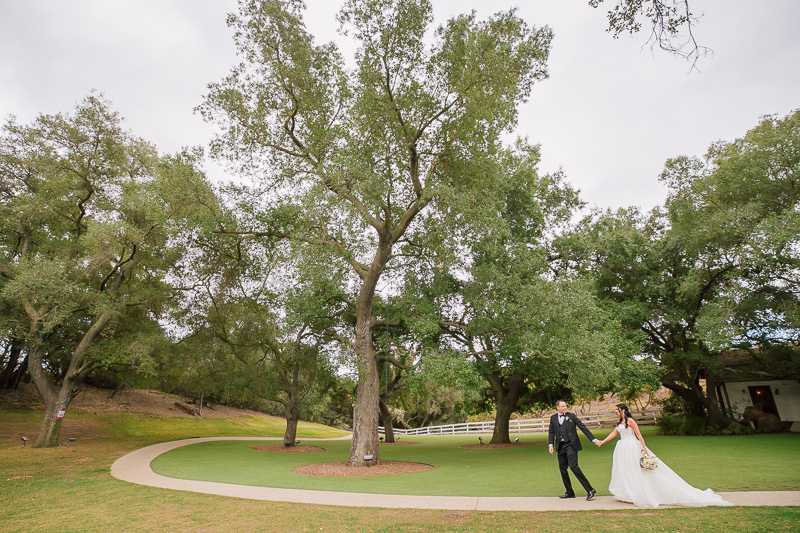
200;0;552;466
568;109;800;425
0;95;216;447
417;145;637;443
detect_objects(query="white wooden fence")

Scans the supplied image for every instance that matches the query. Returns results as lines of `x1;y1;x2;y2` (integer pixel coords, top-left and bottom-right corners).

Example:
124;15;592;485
379;411;660;436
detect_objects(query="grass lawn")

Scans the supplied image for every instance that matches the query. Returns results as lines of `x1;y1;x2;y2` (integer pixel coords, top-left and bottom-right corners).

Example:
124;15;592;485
2;409;799;532
150;429;800;496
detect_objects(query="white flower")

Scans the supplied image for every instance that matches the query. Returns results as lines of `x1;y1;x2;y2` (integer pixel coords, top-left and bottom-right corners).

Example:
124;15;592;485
640;452;659;471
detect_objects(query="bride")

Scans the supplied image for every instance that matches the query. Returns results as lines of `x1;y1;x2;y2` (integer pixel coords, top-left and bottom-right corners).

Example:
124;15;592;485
597;403;732;508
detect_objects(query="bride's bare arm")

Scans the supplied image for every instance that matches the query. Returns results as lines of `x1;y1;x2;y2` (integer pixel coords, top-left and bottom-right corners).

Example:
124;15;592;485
598;427;618;445
629;418;648;452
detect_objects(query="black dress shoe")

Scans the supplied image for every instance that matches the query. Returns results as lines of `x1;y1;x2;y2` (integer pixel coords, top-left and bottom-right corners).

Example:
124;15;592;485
559;493;576;499
586;489;596;501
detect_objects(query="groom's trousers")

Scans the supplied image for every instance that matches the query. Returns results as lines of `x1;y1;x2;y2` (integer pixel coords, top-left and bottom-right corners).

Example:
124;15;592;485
557;441;594;495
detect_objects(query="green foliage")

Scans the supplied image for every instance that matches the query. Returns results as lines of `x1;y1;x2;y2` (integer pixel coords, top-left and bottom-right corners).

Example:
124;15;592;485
391;349;482;427
612;355;663;405
159;186;345;438
660;109;800;350
566;109;800;425
200;0;555;461
589;0;706;64
399;143;643;440
591;0;690;39
0;94;218;445
657;414;707;436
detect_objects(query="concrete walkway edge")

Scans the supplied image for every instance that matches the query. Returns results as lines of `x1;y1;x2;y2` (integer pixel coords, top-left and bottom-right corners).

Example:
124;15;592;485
110;437;800;511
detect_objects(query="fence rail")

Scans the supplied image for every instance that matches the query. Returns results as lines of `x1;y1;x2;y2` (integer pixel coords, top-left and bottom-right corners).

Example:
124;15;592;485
379;411;660;437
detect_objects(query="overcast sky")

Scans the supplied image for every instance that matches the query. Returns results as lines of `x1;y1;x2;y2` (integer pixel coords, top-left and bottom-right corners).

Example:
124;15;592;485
1;0;798;212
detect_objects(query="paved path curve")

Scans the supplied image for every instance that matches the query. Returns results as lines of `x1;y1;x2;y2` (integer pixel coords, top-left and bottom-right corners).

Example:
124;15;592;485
111;436;800;511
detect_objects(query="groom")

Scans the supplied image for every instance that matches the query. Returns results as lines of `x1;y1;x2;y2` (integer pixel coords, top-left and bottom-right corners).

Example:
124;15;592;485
548;399;600;500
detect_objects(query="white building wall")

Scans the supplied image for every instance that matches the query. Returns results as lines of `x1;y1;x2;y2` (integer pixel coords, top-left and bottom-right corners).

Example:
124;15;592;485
722;380;800;422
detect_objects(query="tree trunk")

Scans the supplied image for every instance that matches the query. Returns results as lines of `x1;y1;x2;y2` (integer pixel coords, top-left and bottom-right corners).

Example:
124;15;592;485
379;396;395;443
703;373;730;427
35;388;76;448
283;397;300;444
27;335;62;448
1;339;26;390
30;341;81;448
32;372;92;447
347;239;391;467
492;402;515;444
348;327;380;466
487;371;524;444
662;379;707;418
29;300;117;447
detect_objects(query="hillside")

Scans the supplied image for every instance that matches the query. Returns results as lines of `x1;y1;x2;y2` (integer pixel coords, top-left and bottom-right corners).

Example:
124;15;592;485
2;382;665;424
2;382;275;419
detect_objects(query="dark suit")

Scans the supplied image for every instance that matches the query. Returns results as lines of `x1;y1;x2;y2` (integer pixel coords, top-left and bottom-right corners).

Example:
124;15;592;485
548;412;596;496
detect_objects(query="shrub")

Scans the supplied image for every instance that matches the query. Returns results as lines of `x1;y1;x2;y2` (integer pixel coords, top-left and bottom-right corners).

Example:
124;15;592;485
683;415;707;435
657;413;685;435
657;414;707;435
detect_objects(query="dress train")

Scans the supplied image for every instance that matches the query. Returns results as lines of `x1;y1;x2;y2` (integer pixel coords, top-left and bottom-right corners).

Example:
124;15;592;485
608;424;732;508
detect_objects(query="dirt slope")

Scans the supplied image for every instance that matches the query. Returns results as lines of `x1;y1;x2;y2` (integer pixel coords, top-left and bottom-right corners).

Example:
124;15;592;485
2;382;273;419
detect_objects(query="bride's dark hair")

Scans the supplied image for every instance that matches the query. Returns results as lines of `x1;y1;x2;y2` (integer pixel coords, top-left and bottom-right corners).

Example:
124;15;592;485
616;403;633;428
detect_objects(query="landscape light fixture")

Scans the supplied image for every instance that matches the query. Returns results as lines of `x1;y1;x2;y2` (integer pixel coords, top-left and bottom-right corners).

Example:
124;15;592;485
478;436;483;445
65;438;76;446
21;437;27;447
364;454;374;467
514;437;519;442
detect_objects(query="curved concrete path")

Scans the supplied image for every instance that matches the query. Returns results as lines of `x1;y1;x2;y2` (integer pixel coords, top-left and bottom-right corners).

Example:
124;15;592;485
111;437;800;511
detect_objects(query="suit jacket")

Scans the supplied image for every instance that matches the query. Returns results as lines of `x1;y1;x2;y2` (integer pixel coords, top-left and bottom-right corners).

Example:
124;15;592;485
548;412;597;453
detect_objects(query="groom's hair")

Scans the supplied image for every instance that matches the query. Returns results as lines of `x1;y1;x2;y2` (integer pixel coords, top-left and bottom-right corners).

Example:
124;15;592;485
556;399;566;407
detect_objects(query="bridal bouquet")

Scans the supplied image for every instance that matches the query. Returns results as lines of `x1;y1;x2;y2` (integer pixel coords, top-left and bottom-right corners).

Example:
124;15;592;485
640;451;659;470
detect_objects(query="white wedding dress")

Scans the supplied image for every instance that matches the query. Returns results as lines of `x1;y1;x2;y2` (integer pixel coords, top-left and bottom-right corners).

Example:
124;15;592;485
609;424;732;508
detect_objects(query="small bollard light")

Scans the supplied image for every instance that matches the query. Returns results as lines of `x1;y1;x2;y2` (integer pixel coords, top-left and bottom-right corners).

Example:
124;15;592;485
364;454;374;467
478;436;483;445
21;437;27;447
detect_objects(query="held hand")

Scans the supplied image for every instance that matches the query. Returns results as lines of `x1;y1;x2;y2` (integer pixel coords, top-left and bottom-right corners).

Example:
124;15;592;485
595;440;602;447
